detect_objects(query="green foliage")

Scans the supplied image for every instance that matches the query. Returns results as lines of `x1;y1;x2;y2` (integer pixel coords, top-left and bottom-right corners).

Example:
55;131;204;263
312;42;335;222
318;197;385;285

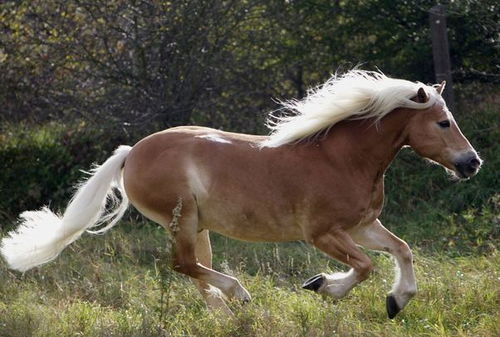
0;122;128;224
1;0;497;132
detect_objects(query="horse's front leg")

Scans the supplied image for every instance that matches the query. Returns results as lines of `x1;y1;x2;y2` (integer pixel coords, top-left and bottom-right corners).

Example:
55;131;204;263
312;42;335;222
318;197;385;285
302;228;373;299
350;219;417;318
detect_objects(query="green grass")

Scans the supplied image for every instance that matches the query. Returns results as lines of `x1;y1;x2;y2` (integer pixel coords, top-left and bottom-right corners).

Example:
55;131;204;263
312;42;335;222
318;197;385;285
0;222;498;337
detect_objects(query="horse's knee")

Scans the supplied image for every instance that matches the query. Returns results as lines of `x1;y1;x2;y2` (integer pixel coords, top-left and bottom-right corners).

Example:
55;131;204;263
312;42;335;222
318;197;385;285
356;259;373;280
395;241;413;264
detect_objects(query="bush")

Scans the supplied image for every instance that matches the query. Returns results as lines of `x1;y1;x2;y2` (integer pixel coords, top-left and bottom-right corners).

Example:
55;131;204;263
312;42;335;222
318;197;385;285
0;122;128;225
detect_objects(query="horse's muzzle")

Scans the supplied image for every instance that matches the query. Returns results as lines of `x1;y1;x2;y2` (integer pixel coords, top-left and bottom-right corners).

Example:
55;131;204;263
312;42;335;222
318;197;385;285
454;152;482;179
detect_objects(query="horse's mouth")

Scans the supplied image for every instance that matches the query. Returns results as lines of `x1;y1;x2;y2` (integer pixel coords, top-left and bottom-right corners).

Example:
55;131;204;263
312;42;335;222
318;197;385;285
453;169;470;181
453;165;479;180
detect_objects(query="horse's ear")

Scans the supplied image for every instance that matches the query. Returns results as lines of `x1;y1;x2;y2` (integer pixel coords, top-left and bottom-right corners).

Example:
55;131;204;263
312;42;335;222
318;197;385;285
416;87;429;103
434;81;446;95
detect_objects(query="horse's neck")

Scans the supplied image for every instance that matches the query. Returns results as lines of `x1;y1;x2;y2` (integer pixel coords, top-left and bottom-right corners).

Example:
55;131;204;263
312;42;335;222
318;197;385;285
322;108;412;179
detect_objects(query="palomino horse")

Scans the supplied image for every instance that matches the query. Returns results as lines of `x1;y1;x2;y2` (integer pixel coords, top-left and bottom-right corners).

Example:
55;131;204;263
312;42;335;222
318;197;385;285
1;70;481;318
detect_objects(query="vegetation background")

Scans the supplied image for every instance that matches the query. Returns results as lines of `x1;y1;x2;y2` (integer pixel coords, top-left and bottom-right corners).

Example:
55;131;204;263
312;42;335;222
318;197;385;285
0;0;498;336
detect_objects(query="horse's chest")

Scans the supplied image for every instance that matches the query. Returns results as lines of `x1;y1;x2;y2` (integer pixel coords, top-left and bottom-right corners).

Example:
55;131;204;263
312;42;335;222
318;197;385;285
358;180;384;226
357;206;381;226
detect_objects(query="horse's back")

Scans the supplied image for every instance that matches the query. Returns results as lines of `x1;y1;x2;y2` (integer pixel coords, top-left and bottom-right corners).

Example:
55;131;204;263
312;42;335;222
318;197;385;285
122;126;263;224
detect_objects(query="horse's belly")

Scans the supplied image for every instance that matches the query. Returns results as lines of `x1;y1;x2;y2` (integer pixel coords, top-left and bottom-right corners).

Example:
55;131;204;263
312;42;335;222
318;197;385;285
206;223;304;242
199;206;304;242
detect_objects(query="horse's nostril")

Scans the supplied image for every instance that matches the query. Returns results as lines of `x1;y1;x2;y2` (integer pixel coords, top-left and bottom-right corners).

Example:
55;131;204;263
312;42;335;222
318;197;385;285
469;158;481;168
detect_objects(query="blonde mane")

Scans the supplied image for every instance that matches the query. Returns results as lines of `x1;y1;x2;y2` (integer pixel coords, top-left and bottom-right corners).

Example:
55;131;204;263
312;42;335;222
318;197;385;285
261;70;441;148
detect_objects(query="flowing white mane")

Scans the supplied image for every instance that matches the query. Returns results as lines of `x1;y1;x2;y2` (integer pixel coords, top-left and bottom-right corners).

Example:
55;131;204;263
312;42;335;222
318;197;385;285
261;70;441;148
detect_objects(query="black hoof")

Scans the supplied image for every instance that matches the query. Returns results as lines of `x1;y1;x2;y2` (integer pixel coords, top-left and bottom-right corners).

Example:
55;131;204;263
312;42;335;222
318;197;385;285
302;274;324;292
386;294;401;319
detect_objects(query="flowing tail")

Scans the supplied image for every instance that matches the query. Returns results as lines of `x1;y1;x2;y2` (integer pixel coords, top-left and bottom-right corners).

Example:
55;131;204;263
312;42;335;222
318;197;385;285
0;145;132;272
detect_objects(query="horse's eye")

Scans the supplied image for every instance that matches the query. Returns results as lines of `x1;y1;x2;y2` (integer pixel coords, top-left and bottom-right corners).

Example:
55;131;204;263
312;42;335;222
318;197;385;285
437;120;450;128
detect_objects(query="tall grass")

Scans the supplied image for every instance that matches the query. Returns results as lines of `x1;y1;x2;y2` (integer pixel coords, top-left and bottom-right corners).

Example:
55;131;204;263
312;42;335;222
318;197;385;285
0;223;498;337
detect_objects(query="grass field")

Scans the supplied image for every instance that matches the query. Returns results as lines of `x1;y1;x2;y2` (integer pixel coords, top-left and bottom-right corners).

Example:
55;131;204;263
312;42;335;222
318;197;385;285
0;221;498;337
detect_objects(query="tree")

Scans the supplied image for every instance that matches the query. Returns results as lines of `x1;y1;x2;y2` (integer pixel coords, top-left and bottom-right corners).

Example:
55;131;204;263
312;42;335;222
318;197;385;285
1;0;497;134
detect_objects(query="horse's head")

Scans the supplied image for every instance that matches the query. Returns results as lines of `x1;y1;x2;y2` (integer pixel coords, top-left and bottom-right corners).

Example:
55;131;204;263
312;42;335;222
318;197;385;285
406;82;482;179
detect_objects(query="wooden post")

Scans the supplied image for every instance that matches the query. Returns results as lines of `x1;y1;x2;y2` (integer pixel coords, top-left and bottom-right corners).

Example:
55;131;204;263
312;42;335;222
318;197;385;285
429;5;456;112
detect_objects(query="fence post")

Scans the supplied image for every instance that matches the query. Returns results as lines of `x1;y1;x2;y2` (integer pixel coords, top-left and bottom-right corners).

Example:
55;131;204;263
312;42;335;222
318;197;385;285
429;5;456;112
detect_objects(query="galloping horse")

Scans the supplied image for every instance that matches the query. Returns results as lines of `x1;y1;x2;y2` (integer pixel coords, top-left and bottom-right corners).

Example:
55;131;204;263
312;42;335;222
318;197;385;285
1;70;481;318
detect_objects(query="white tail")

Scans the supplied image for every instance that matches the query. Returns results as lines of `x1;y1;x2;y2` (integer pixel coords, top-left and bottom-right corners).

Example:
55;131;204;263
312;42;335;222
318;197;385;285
0;145;132;272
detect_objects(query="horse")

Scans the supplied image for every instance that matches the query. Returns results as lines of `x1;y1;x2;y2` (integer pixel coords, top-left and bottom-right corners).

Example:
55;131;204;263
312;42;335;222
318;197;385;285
0;70;482;319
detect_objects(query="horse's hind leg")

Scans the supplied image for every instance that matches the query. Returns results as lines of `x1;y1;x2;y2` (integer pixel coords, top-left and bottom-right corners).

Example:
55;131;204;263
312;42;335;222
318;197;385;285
302;229;373;299
350;219;416;319
191;230;232;314
169;200;251;303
